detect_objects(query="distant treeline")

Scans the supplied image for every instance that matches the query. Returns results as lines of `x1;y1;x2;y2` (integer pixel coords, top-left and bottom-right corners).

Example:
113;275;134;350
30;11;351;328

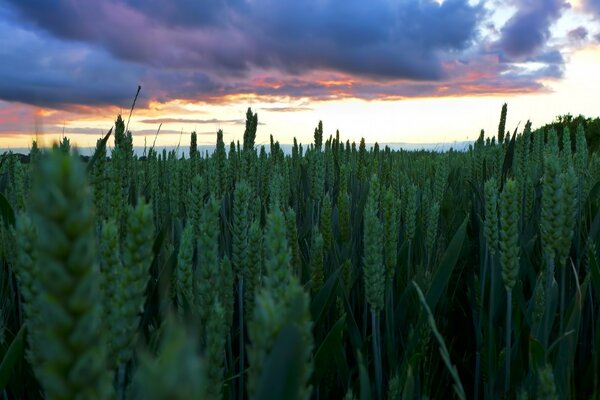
539;114;600;153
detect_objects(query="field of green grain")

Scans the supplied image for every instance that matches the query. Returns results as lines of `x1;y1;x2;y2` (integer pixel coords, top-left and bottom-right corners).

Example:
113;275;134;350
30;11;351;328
0;107;599;399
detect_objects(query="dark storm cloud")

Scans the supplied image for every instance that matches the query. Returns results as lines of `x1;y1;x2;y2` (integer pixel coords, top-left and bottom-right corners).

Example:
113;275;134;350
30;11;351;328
534;50;564;64
0;0;580;109
0;16;147;108
4;0;482;80
0;13;222;108
498;0;569;59
239;0;483;79
124;0;248;28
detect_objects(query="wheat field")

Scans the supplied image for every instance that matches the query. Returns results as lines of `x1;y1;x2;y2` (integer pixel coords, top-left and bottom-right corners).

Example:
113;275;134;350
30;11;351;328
0;108;599;399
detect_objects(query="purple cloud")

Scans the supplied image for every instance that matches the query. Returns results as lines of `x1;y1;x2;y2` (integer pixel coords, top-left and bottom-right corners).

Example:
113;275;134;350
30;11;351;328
0;0;584;110
0;12;147;108
139;118;264;125
4;0;482;80
584;0;600;16
568;26;589;42
261;106;313;113
138;118;248;125
498;0;569;59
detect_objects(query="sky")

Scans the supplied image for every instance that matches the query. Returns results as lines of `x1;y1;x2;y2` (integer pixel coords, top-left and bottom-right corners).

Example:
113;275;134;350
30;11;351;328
1;0;600;150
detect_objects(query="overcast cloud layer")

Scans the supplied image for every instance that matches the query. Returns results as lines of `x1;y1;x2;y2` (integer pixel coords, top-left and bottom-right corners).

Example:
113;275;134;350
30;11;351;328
0;0;598;109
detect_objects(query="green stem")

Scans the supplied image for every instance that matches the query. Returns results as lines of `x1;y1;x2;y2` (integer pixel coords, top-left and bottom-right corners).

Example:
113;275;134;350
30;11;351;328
372;310;382;400
520;180;525;230
385;284;393;369
474;352;481;400
475;247;489;400
407;240;412;285
594;293;599;397
239;277;245;400
117;363;127;400
591;287;599;396
559;260;566;335
544;254;555;350
488;252;496;397
227;334;233;400
362;297;368;340
505;288;512;396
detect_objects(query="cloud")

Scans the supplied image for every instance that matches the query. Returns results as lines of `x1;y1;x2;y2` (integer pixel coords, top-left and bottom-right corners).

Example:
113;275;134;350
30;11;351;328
498;0;569;59
0;0;579;110
0;12;223;108
0;102;37;129
261;106;313;113
583;0;600;16
533;49;565;64
138;118;246;125
0;16;147;108
4;0;482;81
125;0;247;28
568;26;589;42
59;127;185;136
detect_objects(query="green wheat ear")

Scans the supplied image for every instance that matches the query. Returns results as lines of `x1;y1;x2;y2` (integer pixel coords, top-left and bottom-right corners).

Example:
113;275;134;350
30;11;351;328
282;279;314;400
363;175;384;312
537;364;558;400
574;124;588;176
91;137;107;221
244;220;263;315
219;255;234;331
131;315;206;400
248;274;313;400
263;208;293;298
194;195;220;329
338;191;351;244
204;300;227;400
189;174;204;238
99;218;122;368
248;208;314;399
403;182;417;242
344;389;357;400
558;166;577;264
483;177;499;255
13;214;42;371
247;288;280;399
540;155;564;261
425;200;440;254
112;202;154;366
382;187;399;282
285;207;302;277
321;193;333;250
531;274;545;330
174;223;194;314
232;180;250;277
387;373;401;400
30;149;112;400
499;179;520;290
13;214;38;318
310;228;325;293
